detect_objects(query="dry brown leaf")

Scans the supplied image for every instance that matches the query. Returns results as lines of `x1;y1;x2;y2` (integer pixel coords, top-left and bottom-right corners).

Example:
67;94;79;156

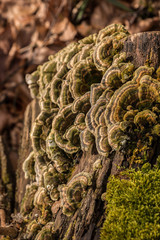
32;46;55;64
6;72;24;86
90;1;114;29
31;31;39;46
90;4;108;29
59;20;77;42
16;26;35;48
43;34;58;46
91;0;125;30
129;17;160;34
0;39;10;54
7;6;35;30
36;24;48;40
36;2;48;22
51;17;69;35
5;43;20;69
77;21;92;37
0;22;6;35
138;17;160;32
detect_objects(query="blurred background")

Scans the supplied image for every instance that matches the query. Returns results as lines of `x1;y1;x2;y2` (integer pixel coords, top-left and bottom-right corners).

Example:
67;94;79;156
0;0;160;193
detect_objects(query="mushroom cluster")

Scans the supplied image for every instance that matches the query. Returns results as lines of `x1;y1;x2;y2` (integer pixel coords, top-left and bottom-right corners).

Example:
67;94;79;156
22;23;160;238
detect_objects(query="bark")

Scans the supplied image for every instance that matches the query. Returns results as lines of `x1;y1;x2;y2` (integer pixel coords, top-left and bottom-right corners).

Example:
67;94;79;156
16;99;40;211
122;32;160;69
0;226;18;238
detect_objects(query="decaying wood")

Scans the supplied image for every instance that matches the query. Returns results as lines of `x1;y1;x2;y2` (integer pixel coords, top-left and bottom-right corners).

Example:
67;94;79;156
13;31;160;240
122;32;160;69
0;135;13;223
0;226;18;238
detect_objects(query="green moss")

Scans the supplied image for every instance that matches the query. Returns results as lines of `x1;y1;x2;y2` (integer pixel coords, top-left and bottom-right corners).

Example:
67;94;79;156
156;155;160;169
152;124;160;136
101;164;160;240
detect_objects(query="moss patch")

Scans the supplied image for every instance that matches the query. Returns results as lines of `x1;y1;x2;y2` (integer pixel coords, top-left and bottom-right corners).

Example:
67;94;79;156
101;164;160;240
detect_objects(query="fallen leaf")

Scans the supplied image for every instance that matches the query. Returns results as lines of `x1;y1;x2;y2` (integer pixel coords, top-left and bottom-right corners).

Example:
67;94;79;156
59;20;77;41
32;46;55;64
36;2;48;22
0;39;10;54
5;42;20;69
77;21;92;37
129;17;160;33
90;1;114;29
51;17;69;35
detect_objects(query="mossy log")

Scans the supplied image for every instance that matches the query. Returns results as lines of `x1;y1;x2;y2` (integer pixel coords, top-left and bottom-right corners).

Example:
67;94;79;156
13;30;160;240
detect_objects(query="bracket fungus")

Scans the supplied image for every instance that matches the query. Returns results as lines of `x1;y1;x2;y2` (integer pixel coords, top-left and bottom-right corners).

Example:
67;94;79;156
21;23;160;238
59;172;92;216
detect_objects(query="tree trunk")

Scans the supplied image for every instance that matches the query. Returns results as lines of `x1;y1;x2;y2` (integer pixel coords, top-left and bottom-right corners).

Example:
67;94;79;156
5;31;160;239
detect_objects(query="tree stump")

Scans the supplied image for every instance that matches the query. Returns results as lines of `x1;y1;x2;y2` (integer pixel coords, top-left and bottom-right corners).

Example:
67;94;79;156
13;31;160;240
